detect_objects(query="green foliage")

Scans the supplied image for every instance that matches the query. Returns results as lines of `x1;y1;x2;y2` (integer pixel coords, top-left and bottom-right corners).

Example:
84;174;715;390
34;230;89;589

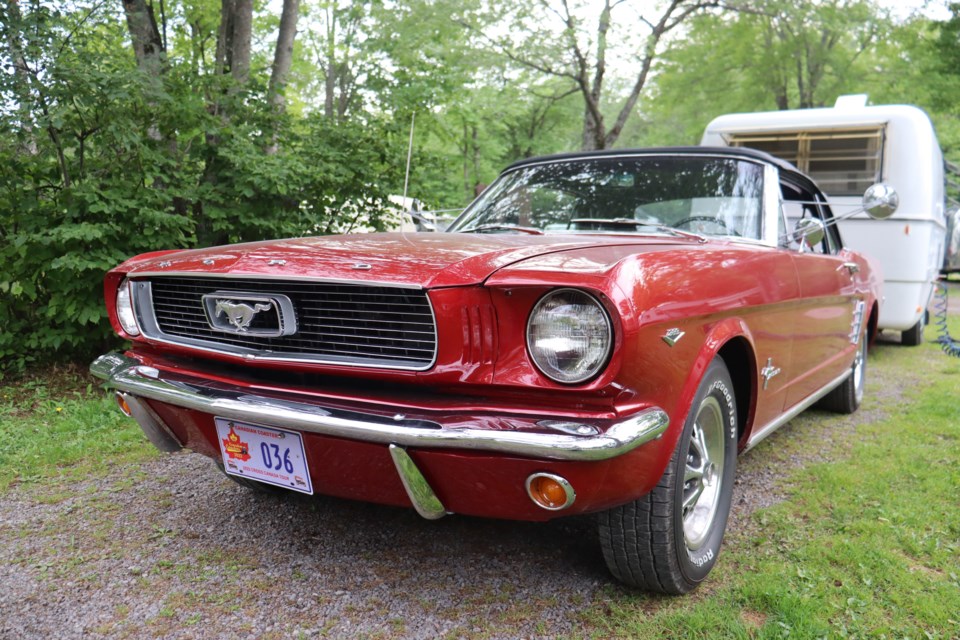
3;0;960;374
868;6;960;163
0;2;403;374
630;0;891;147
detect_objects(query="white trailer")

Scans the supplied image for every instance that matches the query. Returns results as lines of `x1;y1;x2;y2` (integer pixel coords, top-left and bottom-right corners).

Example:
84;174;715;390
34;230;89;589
702;97;947;345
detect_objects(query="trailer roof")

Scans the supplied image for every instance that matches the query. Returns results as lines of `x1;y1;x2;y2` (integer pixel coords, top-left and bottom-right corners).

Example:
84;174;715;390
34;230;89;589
702;104;934;136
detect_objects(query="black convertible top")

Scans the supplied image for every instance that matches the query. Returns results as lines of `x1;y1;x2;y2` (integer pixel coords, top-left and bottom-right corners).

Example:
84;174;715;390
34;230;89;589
504;146;822;196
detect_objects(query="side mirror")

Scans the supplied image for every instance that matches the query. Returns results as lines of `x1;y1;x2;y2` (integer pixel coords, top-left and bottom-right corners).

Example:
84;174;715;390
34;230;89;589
862;183;898;220
793;217;826;249
948;206;960;232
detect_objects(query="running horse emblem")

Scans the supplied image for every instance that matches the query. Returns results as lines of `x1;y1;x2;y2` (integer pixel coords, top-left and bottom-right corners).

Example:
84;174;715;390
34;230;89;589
215;300;273;332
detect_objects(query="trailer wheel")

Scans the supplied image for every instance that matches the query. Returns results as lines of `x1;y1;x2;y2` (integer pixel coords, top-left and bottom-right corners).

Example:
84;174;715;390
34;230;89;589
902;316;925;346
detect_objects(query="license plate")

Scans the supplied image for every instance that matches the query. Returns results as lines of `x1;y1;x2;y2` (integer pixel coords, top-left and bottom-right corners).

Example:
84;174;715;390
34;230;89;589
215;418;314;495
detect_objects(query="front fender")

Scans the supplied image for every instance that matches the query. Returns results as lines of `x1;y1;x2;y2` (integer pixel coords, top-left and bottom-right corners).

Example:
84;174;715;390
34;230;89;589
668;317;756;449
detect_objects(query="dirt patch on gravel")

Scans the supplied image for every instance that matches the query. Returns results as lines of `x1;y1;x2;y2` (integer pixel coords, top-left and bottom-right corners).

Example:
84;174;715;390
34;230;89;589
0;335;948;639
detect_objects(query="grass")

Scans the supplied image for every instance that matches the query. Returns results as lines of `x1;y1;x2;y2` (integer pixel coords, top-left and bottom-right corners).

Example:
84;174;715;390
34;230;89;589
0;364;158;491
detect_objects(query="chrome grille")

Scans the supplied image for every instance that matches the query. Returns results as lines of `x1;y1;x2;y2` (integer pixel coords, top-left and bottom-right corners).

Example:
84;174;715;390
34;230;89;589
135;276;437;370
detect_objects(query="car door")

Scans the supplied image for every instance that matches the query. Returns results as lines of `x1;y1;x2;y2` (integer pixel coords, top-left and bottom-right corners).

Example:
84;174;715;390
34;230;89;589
781;182;862;408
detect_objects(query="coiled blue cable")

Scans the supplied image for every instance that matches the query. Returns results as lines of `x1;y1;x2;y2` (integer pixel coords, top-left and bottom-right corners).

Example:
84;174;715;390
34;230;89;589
934;280;960;358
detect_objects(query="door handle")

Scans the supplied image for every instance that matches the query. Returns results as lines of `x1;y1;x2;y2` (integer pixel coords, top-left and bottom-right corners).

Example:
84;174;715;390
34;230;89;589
838;262;860;275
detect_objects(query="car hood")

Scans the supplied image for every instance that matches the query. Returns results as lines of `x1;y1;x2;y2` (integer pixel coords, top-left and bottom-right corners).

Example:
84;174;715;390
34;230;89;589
118;232;690;288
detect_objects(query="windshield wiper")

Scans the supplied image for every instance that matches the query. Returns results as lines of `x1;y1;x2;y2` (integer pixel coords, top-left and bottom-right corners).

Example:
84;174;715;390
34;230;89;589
465;224;544;235
656;225;707;243
570;217;653;228
568;218;705;241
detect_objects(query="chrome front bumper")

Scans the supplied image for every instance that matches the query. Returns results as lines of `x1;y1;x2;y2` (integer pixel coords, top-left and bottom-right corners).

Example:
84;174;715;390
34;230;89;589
91;353;669;463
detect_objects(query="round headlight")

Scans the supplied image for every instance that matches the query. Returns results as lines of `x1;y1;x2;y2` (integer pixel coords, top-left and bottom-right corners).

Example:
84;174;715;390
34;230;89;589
116;279;140;336
526;289;612;384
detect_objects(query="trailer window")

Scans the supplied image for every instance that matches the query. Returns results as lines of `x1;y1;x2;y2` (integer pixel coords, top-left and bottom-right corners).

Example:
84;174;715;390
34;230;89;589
730;129;883;197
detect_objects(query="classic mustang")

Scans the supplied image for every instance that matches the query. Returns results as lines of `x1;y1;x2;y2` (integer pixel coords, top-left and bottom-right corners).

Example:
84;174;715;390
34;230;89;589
91;147;895;593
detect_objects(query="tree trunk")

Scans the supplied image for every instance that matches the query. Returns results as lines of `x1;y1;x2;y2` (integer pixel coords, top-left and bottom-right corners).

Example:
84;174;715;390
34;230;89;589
774;89;790;110
121;0;165;78
581;110;604;151
577;0;711;150
266;0;300;154
268;0;299;108
324;4;337;119
4;0;37;154
230;0;252;84
215;0;252;85
215;0;234;76
462;120;470;200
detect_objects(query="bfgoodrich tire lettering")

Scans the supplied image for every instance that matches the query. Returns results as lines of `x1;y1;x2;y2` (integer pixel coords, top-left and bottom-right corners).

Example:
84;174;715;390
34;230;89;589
598;357;738;593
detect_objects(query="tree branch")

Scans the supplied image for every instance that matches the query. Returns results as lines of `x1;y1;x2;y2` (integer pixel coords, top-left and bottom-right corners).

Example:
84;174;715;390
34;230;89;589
605;0;718;147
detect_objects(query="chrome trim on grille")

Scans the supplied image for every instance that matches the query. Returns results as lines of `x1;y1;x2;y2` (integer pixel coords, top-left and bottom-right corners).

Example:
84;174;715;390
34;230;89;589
130;276;438;371
91;353;670;462
130;271;424;289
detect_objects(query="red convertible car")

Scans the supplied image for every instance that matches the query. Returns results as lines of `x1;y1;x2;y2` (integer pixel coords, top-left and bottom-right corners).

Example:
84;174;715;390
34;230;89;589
91;147;895;593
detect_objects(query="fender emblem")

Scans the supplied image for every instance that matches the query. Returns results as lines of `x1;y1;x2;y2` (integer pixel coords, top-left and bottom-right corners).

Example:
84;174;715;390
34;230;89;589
662;328;685;347
761;358;781;390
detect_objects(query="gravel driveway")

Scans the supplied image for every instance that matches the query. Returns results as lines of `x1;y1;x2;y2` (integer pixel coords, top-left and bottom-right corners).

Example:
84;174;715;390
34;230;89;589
0;333;937;639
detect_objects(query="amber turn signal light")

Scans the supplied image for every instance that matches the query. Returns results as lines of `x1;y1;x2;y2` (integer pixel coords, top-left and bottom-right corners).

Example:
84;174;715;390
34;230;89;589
115;392;133;417
525;473;575;511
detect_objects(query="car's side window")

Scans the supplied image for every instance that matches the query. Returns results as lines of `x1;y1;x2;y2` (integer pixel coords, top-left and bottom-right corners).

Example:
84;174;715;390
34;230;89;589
816;195;843;253
779;180;838;254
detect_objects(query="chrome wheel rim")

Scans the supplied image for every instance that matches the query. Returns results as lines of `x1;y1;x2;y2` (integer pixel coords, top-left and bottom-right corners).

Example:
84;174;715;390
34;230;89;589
853;337;866;405
682;396;726;551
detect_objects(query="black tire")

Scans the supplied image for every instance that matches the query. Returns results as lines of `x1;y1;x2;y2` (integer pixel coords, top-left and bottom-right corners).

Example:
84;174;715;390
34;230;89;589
215;461;287;495
598;358;738;594
817;333;866;414
902;316;925;346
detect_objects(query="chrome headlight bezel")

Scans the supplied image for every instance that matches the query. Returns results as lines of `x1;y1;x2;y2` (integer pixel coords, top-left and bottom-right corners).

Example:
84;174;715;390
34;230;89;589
116;279;141;337
525;288;613;385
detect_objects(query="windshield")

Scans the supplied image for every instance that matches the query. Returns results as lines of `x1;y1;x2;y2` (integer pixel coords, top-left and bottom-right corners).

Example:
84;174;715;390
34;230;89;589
449;155;765;240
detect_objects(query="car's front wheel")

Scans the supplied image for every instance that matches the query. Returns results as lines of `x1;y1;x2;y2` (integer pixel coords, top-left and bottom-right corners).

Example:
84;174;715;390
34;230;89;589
598;357;738;594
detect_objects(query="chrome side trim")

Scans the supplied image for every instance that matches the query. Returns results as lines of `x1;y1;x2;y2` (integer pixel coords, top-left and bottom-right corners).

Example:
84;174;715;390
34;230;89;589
120;393;183;453
388;445;447;520
90;353;670;462
745;368;851;451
